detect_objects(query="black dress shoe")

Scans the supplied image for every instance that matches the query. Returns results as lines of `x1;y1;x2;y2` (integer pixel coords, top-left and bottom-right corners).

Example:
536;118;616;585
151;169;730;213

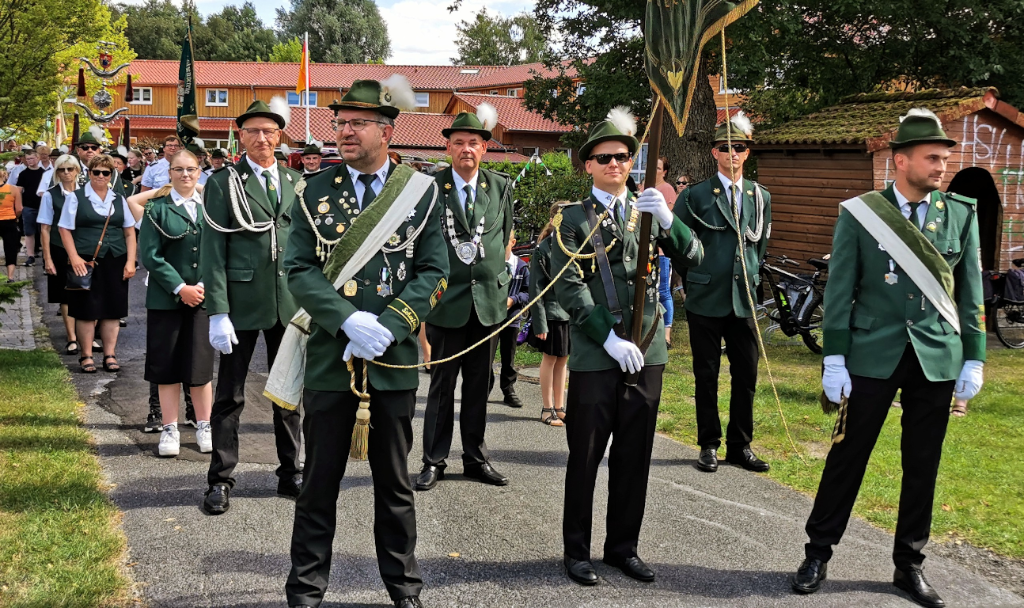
394;596;423;608
564;555;598;586
696;447;718;472
605;555;655;582
414;463;445;491
894;567;945;608
277;474;303;499
203;483;230;515
464;462;508;486
725;446;770;472
791;558;827;594
503;392;524;408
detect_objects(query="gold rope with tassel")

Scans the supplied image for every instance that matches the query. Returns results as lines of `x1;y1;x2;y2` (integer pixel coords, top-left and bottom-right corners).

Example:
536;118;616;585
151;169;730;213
346;359;372;460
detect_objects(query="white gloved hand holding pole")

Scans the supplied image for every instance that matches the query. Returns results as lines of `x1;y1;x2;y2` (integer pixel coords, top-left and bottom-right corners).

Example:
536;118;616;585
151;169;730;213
603;329;644;374
209;313;238;355
341;311;395;358
822;354;852;404
954;360;984;400
634;187;674;230
343;341;379;363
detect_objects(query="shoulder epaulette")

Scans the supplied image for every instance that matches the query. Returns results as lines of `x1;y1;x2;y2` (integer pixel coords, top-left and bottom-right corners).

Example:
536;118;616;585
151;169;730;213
946;192;978;206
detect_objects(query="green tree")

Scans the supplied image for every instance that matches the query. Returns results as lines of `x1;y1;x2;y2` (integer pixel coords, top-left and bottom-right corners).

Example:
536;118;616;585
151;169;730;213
270;37;305;63
728;0;1024;127
113;0;183;60
453;9;548;66
483;152;590;237
275;0;390;63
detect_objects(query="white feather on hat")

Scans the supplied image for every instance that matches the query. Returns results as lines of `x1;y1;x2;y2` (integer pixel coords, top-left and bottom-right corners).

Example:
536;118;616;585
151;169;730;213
730;110;753;137
269;95;291;128
607;106;637;137
312;139;323;149
476;102;498;132
59;144;68;153
280;144;291;155
87;124;106;144
117;145;128;156
193;137;205;148
900;107;941;126
380;75;416;112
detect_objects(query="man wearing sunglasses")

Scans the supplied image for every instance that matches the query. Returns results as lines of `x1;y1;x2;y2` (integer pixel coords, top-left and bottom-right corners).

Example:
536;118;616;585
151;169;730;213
550;108;704;587
675;113;772;475
74;132;103;188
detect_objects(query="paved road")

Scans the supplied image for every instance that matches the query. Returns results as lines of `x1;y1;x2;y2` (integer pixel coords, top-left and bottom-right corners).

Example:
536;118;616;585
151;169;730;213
38;269;1024;608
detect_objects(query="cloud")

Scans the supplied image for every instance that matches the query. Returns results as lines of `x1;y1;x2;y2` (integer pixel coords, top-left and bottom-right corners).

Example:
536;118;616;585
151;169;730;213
378;0;536;65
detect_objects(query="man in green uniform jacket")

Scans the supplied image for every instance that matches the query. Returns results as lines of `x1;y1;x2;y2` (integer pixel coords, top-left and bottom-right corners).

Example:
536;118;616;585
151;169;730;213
416;104;515;491
551;107;704;587
675;113;772;474
792;109;985;608
284;78;447;608
200;99;302;516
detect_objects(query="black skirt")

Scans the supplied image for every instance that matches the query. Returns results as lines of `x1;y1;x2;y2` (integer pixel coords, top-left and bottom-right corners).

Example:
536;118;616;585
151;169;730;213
66;252;130;321
46;246;71;304
145;306;214;385
538;319;571;357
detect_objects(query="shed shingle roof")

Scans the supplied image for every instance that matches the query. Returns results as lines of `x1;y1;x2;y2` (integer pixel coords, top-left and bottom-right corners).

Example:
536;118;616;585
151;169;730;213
756;87;1002;148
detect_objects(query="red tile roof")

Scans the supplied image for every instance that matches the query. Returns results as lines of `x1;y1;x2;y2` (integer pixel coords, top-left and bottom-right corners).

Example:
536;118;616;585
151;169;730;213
717;107;741;124
457;61;578;89
107;115;237;132
390;147;529;163
450;93;572;133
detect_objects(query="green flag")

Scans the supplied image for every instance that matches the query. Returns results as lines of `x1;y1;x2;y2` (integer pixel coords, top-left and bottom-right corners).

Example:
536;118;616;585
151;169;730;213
176;17;199;145
645;0;759;136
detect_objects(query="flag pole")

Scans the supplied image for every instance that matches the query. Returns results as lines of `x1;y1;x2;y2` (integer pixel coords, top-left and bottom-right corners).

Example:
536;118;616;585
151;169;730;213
305;31;310;144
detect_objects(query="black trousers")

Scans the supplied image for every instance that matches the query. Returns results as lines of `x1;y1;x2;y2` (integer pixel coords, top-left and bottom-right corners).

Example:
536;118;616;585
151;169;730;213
687;311;759;450
422;312;499;467
805;345;954;570
563;365;663;562
495;323;519;395
286;385;422;605
207;322;302;487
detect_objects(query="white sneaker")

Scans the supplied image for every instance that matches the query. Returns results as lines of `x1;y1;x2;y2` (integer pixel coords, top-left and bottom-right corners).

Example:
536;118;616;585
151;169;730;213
196;421;213;453
158;424;180;457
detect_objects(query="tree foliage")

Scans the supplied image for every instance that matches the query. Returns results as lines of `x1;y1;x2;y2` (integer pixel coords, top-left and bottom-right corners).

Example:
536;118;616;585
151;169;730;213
483;152;591;238
453;9;548;66
275;0;390;63
270;36;305;63
728;0;1024;127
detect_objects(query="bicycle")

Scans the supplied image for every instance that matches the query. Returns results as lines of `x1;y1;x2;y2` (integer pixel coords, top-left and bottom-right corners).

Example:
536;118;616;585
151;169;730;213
758;253;828;354
990;257;1024;349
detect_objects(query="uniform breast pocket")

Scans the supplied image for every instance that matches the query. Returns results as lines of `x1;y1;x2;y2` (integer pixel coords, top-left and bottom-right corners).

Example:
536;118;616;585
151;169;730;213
497;269;511;287
936;239;962;264
226;268;254;282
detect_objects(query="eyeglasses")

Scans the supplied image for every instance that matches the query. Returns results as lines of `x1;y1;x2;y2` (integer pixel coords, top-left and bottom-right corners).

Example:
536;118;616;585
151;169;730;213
240;127;282;138
333;119;385;132
56;167;77;173
170;167;200;175
716;143;748;153
90;169;112;177
78;144;99;151
589;153;631;165
676;180;689;186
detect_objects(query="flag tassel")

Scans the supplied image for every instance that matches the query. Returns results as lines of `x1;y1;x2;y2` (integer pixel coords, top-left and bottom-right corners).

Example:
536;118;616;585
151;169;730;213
77;67;87;98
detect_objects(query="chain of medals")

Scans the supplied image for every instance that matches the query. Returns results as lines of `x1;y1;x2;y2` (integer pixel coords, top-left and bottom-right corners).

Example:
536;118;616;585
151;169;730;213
445;207;487;265
685;181;766;242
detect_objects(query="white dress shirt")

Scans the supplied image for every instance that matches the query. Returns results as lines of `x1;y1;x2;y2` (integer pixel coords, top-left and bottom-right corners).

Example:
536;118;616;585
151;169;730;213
37;186;75;226
58;183;136;230
347;160;389;208
141;157;171;189
718;172;743;216
247;156;281;203
591;185;628;221
893;185;930;229
452;170;480;213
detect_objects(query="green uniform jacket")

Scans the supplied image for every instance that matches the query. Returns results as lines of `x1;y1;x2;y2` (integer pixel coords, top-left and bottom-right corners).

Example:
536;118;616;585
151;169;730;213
551;193;704;372
527;235;569;336
284;163;450;392
425;167;514;328
139;195;204;311
675;176;772;318
822;185;986;381
201;154;299;331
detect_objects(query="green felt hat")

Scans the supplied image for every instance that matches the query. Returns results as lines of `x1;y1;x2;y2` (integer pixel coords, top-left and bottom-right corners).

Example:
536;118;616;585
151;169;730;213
331;76;414;119
77;131;101;146
579;107;639;161
186;143;206;156
210;148;227;159
301;143;322;156
889;109;956;150
274;151;287;161
713;117;754;144
442;106;495;141
236;99;288;129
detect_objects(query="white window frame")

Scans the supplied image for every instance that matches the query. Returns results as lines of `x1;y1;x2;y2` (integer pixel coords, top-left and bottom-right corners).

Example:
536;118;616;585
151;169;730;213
414;92;430;108
507;88;521;97
576;83;586;96
131;87;152;105
286;91;317;107
522;146;539;158
490;90;499;95
718;76;740;95
205;88;228;107
629;143;649;184
556;147;571;160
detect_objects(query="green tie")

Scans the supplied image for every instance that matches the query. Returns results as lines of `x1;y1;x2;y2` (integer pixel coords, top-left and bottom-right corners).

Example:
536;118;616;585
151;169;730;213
907;201;921;230
463;184;475;222
262;168;277;203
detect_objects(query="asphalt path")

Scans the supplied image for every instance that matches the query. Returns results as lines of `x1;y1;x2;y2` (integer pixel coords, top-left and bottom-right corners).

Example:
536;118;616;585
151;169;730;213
39;268;1024;608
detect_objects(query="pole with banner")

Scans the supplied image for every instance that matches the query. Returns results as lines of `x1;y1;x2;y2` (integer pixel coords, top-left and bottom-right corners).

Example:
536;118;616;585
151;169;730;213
176;16;199;146
297;32;310;144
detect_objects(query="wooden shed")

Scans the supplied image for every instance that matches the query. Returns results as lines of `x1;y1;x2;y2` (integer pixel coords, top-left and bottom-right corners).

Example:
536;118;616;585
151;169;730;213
751;88;1024;272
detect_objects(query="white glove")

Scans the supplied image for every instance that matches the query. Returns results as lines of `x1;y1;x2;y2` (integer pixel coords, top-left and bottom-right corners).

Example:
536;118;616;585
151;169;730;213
341;311;394;358
343;341;378;363
634;187;674;230
603;329;644;374
954;360;984;400
822;354;852;404
209;313;238;355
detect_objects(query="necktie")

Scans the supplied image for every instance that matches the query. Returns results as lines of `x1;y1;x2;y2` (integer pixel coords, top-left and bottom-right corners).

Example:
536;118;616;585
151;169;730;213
907;201;921;230
261;168;277;203
463;184;475;222
358;173;377;209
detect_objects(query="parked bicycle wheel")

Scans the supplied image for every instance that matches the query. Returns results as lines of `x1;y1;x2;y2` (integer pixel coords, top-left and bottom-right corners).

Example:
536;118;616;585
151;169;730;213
799;301;824;354
994;301;1024;349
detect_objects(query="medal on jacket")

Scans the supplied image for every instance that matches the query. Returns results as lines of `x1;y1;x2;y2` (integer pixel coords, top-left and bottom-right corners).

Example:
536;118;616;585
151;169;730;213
343;280;358;296
885;260;898;285
397;261;407;281
446;208;486;265
377;266;392;297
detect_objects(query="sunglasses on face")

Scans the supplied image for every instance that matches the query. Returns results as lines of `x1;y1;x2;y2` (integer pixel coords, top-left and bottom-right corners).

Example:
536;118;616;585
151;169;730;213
589;153;631;165
57;167;77;173
90;169;111;177
676;180;689;186
78;145;99;151
716;143;748;153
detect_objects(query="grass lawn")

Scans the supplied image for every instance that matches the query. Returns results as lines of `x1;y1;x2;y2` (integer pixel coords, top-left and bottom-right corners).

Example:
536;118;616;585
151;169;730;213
657;321;1024;560
0;349;132;607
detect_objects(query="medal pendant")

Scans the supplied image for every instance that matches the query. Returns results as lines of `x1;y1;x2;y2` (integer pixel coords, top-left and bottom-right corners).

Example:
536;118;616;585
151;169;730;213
885;272;898;285
397;261;407;281
456;241;478;265
317;202;330;214
325;216;334;225
314;217;322;226
343;280;358;296
377;284;391;297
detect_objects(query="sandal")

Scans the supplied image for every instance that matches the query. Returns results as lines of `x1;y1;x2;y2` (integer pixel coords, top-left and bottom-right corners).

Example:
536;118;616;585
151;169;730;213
79;356;97;373
541;407;564;427
554;407;566;421
65;340;79;355
102;355;120;372
951;400;968;417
